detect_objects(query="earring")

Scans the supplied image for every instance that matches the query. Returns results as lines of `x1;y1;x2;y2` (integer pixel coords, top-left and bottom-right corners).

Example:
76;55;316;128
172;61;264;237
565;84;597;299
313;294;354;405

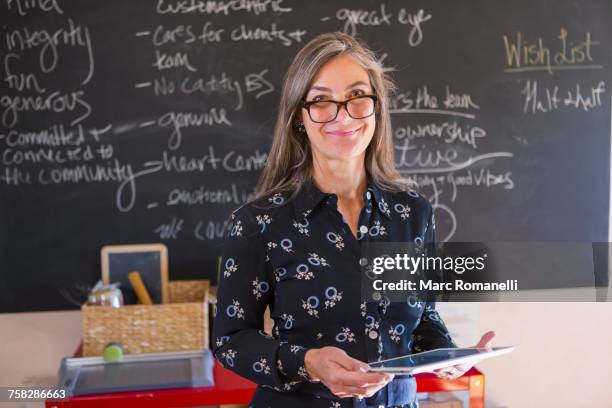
295;121;305;133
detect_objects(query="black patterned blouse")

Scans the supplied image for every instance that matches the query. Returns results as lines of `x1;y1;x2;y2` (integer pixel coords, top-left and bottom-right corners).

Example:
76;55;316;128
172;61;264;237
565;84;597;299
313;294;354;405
212;175;457;408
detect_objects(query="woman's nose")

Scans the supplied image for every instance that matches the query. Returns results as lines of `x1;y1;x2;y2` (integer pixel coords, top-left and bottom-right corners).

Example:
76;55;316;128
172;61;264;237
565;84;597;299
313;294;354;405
334;104;352;123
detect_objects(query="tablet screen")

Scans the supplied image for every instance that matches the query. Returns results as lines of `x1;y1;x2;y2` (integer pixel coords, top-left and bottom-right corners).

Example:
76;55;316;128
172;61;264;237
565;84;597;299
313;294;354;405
368;347;511;372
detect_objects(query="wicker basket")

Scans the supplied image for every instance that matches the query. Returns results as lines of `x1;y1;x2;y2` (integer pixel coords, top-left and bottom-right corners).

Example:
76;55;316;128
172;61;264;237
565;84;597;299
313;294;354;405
82;280;210;357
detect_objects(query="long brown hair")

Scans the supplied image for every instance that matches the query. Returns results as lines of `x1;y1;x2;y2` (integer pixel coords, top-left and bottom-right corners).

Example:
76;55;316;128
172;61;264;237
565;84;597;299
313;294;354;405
249;31;414;209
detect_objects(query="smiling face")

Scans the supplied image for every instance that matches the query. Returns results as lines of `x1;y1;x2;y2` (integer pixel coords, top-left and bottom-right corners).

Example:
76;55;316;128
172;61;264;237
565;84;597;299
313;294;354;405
300;54;376;162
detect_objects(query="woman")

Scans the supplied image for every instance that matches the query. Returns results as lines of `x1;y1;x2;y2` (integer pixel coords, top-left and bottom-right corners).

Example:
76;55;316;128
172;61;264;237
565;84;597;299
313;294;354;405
212;32;494;408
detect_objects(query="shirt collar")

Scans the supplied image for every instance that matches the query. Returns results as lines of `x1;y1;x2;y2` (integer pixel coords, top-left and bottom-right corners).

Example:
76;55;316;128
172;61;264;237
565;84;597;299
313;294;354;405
293;175;391;220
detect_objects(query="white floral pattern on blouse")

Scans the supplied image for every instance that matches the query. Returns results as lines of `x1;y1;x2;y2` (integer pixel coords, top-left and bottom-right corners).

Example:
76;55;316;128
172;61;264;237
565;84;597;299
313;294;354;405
213;176;456;408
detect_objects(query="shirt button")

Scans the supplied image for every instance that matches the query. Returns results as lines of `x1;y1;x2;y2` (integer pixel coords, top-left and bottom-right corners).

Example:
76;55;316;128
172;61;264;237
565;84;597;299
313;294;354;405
366;191;372;200
359;225;368;234
359;257;368;266
369;330;378;340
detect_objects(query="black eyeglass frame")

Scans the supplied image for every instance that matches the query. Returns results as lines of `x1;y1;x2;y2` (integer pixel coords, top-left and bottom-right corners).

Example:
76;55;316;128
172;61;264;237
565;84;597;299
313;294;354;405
300;94;379;123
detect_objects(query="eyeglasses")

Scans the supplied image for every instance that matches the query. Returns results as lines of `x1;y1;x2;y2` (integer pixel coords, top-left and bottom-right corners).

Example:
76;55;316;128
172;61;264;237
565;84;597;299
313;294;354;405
301;94;378;123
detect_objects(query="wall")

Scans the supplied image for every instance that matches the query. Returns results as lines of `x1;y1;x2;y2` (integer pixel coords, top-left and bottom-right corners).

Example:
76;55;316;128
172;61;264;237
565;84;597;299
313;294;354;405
0;311;81;408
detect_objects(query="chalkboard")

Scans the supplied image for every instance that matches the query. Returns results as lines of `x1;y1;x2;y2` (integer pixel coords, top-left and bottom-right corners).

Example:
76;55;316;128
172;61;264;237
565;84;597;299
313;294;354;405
101;244;168;304
1;0;610;312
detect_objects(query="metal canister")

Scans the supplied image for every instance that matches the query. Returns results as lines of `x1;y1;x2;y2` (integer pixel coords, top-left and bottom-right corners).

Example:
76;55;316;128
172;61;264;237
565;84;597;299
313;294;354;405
88;286;124;307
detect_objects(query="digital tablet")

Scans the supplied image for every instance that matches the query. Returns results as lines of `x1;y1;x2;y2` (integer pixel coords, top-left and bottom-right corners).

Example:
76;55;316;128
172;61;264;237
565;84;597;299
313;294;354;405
368;346;515;374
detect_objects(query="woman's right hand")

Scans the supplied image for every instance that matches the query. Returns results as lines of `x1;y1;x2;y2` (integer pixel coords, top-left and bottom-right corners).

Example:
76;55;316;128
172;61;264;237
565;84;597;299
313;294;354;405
304;347;394;398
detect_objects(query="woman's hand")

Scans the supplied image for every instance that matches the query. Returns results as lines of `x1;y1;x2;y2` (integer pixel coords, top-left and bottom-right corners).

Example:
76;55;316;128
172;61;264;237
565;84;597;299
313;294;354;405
432;330;496;380
304;347;394;399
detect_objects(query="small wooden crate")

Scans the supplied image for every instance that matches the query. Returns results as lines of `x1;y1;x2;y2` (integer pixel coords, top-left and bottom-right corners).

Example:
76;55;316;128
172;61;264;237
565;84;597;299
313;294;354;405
82;280;210;357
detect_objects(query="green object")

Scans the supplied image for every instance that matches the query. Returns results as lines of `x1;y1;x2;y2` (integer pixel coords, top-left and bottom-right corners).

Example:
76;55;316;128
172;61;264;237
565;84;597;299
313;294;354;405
103;342;124;362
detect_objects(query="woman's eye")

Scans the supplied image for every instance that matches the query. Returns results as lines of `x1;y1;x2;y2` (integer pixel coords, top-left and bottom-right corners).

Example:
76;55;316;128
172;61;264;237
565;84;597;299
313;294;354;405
313;95;327;102
351;89;365;97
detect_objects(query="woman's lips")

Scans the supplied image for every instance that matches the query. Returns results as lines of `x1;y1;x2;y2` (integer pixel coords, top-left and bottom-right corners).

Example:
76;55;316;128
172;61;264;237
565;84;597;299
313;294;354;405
325;127;361;137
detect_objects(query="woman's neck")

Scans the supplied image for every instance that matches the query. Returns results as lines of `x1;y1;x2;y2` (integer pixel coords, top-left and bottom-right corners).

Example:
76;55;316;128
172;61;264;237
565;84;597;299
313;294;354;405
311;157;367;201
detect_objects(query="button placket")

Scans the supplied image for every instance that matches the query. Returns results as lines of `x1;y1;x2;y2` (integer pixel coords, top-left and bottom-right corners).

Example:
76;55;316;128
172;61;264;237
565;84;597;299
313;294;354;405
364;301;381;364
359;199;374;239
337;196;372;256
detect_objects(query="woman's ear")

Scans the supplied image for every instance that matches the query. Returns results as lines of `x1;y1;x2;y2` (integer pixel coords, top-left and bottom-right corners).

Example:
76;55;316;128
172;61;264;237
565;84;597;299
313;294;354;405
294;110;303;122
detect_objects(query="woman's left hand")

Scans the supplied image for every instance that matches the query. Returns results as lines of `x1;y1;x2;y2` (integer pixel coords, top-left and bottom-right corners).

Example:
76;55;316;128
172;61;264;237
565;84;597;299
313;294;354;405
432;330;496;380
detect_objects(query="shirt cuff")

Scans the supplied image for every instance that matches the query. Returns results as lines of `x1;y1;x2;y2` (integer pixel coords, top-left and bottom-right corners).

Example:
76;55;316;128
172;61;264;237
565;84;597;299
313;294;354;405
277;343;317;383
